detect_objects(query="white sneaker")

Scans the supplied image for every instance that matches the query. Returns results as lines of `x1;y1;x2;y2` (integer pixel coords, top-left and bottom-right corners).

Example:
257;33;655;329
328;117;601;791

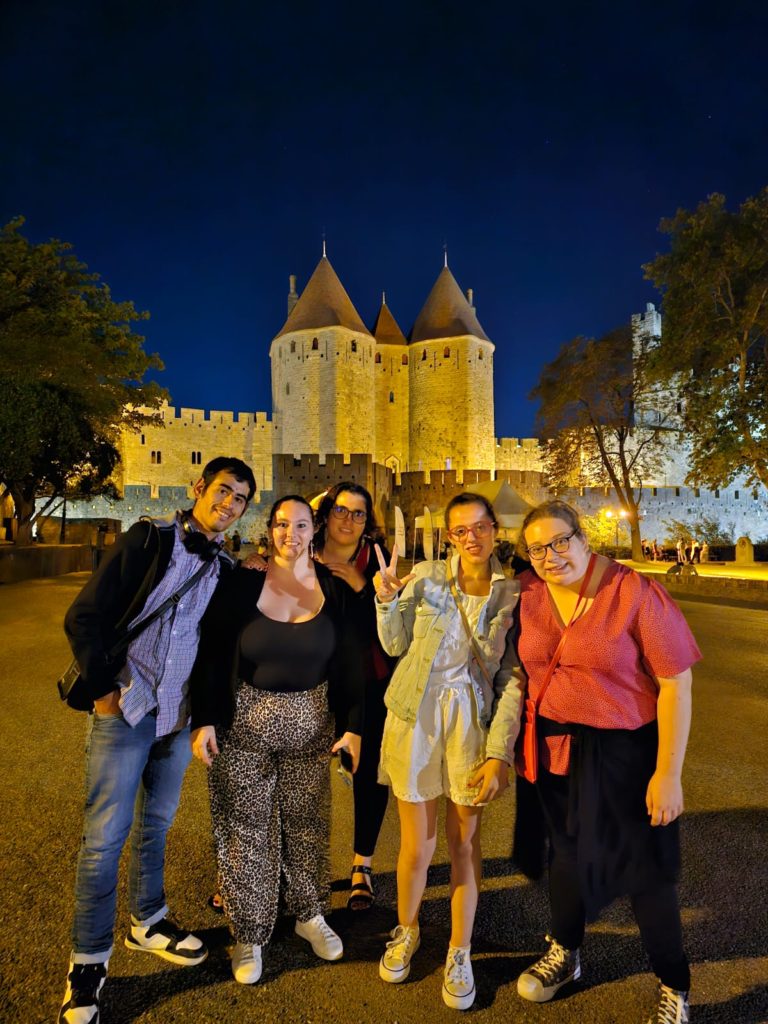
442;946;475;1010
124;916;207;966
294;915;343;961
231;943;262;984
379;924;421;983
59;960;107;1024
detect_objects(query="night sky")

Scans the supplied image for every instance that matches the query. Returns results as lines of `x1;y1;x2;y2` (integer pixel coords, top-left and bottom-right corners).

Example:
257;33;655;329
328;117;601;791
2;1;767;439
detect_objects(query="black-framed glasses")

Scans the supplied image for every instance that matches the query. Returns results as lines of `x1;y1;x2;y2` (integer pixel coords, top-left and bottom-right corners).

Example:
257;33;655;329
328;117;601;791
330;505;367;524
527;532;576;561
447;521;494;542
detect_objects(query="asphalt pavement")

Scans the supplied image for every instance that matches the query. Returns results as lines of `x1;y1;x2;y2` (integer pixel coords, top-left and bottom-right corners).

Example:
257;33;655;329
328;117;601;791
0;574;766;1023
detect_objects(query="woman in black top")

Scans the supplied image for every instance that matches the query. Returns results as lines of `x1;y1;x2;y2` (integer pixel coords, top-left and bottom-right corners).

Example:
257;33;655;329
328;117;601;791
313;482;397;911
190;495;363;985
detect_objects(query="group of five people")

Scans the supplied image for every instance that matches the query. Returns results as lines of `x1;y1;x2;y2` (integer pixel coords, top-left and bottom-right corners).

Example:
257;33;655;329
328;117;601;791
59;457;699;1024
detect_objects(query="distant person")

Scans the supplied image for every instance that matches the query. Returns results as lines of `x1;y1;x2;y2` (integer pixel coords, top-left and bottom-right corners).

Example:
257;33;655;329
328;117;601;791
690;538;700;564
514;500;700;1024
676;538;686;564
700;541;709;563
231;529;242;553
374;492;523;1011
58;457;255;1024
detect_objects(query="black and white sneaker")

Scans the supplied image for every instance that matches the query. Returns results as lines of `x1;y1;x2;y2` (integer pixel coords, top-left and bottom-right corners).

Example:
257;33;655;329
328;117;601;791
124;916;207;965
646;983;689;1023
59;961;107;1024
517;934;581;1002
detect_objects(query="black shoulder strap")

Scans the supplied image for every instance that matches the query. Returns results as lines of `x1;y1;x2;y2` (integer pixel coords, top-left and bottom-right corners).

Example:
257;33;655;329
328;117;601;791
106;556;213;660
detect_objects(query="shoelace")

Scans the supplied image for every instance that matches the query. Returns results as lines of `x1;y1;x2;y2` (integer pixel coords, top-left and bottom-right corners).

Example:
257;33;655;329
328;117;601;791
531;936;570;983
238;945;258;964
314;919;337;941
446;951;471;989
656;985;686;1024
386;926;417;960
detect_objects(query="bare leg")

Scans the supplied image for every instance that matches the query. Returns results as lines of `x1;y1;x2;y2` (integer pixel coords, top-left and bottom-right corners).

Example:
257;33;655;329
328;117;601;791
396;798;439;926
445;801;483;947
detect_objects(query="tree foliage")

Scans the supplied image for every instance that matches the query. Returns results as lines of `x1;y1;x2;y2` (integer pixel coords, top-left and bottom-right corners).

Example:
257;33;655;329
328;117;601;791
644;189;768;491
0;218;167;542
531;324;675;560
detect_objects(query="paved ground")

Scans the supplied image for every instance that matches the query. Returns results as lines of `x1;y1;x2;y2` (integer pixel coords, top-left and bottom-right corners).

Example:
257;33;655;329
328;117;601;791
0;573;766;1023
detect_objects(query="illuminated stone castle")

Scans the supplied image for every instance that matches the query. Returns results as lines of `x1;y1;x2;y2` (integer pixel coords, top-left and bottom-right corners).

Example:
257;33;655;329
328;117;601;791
114;253;543;520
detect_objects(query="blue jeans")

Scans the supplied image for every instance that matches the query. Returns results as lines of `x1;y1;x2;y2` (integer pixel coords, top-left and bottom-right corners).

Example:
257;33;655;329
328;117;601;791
71;711;192;960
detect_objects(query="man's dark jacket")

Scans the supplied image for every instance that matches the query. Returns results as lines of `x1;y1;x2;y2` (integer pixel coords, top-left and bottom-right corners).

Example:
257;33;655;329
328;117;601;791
64;519;189;703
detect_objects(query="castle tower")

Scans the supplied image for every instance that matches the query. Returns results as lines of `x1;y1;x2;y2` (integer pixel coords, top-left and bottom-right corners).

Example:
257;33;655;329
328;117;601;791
372;294;409;475
270;254;376;458
408;264;495;473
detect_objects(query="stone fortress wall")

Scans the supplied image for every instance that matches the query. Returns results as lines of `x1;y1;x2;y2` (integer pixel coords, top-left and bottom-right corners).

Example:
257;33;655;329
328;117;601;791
55;254;767;546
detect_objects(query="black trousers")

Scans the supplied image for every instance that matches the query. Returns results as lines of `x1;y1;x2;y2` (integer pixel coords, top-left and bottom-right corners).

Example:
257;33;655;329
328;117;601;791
352;684;389;857
539;769;691;992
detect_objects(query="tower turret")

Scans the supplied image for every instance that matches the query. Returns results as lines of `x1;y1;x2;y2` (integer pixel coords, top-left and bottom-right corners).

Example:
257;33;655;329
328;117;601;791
372;294;409;474
408;265;495;473
270;255;375;458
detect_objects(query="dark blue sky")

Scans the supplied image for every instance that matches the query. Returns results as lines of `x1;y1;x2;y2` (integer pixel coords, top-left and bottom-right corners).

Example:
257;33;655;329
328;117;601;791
2;1;767;438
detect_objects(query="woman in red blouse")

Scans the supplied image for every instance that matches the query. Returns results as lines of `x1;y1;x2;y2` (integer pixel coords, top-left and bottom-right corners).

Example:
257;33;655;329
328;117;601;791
514;500;700;1024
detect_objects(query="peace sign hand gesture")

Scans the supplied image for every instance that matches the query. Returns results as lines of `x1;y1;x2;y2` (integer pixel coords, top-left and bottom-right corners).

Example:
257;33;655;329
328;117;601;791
373;543;416;603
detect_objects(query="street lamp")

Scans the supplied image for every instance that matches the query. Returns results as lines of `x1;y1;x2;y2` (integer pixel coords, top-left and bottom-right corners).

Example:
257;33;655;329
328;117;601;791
603;508;628;552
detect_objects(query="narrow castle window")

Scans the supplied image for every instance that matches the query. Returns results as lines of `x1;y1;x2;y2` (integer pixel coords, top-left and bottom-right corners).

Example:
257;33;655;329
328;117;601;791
285;383;290;395
375;352;382;364
652;487;657;496
714;488;720;498
421;350;426;361
443;346;450;358
734;490;740;499
140;434;145;445
402;354;408;365
389;391;394;403
312;338;318;350
151;450;162;465
351;340;358;353
675;487;680;496
290;340;296;354
478;350;483;360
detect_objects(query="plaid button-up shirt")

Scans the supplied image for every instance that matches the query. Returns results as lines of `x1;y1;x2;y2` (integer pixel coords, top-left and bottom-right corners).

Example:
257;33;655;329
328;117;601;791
117;522;222;736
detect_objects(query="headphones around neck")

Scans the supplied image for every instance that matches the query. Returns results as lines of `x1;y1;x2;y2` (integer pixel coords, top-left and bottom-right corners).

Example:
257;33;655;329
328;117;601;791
180;512;225;562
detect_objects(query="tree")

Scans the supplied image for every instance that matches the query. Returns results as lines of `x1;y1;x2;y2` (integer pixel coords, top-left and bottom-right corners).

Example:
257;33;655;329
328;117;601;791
0;218;166;543
643;189;768;491
531;324;676;560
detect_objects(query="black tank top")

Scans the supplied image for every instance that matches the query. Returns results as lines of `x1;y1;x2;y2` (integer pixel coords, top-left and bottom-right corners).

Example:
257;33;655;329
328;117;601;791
238;607;336;693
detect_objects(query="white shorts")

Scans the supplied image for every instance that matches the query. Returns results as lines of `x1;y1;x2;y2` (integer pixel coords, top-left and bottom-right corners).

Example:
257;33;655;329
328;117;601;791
378;678;488;805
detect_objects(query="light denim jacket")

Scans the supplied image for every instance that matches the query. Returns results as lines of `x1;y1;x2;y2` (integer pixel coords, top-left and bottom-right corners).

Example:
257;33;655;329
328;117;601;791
376;554;526;764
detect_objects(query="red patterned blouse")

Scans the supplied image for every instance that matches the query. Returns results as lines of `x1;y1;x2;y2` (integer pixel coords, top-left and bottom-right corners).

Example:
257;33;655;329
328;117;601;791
517;562;702;775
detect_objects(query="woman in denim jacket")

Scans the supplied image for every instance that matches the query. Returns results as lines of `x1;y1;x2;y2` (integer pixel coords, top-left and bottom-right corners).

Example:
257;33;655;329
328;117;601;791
373;492;525;1011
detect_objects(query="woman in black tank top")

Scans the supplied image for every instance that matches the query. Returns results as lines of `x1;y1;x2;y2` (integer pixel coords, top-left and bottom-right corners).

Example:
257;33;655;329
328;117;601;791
189;495;364;985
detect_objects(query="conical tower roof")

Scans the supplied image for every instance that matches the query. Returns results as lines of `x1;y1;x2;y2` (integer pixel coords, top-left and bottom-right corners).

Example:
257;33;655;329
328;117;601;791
274;256;371;339
410;266;490;343
372;297;407;345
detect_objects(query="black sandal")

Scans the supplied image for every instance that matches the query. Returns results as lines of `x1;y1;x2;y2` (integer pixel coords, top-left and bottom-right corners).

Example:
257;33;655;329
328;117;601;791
347;864;375;911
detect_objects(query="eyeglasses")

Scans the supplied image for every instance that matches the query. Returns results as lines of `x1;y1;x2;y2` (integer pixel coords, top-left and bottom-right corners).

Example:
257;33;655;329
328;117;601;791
330;505;367;524
447;521;494;542
527;532;576;561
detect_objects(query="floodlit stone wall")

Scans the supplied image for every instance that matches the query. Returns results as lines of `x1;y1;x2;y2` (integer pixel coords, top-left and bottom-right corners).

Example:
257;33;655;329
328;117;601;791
373;345;410;473
270;327;376;458
408;335;495;473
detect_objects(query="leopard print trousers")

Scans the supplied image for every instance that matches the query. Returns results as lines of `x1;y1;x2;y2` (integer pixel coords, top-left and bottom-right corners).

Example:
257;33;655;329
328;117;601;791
209;681;334;945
